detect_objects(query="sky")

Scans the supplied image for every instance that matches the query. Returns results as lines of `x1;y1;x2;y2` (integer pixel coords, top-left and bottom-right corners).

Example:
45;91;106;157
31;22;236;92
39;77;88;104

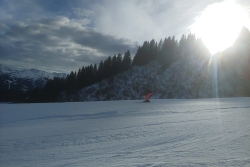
0;0;250;73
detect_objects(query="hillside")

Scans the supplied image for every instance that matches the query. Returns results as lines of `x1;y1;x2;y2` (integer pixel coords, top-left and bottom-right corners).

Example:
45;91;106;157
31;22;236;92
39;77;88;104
0;65;67;102
61;51;247;102
58;29;250;102
0;65;67;93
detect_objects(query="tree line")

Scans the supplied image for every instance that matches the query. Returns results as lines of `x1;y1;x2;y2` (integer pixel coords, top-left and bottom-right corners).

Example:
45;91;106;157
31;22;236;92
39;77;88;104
28;33;210;102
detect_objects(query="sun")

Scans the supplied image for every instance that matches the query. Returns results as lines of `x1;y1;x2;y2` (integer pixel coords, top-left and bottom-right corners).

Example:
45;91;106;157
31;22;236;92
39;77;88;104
191;0;250;55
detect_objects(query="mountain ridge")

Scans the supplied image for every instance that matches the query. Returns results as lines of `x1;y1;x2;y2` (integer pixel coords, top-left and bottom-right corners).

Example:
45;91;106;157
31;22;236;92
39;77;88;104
0;64;67;93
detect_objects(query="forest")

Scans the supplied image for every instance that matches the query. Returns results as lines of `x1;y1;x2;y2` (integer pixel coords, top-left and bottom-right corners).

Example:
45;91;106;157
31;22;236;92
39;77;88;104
19;27;250;102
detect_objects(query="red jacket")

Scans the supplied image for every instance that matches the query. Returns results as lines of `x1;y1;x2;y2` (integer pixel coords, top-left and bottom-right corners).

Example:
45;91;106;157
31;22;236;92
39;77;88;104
145;93;153;101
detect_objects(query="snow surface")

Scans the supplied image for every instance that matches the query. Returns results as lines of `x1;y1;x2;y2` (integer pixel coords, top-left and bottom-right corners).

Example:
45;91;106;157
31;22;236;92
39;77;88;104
0;98;250;167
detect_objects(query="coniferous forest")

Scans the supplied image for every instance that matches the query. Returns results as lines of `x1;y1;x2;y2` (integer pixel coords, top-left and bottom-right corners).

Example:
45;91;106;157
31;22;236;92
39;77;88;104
18;27;250;102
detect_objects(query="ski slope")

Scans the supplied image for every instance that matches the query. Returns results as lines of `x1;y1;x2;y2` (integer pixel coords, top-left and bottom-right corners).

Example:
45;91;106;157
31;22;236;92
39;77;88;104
0;98;250;167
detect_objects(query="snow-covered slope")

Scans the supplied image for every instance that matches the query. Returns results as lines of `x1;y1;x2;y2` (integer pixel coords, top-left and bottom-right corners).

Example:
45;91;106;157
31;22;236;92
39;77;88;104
1;98;249;166
0;65;67;92
66;50;247;102
0;65;21;74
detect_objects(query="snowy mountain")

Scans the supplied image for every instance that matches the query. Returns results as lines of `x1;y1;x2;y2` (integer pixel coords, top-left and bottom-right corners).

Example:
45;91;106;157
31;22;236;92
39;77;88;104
62;47;249;102
0;65;67;93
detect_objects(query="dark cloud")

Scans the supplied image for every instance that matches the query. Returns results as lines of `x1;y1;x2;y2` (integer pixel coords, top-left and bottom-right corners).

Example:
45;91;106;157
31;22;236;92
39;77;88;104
71;29;136;54
34;0;100;13
0;0;102;23
34;0;73;13
0;17;138;73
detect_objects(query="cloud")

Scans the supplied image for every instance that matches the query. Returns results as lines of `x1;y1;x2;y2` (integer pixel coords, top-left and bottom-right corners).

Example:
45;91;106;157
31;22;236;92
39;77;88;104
1;0;249;73
93;0;224;43
73;8;95;18
0;16;138;73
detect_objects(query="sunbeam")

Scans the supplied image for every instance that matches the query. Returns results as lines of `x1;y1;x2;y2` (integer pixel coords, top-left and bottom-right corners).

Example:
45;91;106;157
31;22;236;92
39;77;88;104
191;0;250;54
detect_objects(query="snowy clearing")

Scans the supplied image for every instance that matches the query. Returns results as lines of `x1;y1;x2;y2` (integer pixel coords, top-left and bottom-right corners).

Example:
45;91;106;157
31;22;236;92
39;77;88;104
0;98;250;167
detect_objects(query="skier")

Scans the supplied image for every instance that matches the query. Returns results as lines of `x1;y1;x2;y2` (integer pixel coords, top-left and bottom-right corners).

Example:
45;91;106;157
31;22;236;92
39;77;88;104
144;90;153;102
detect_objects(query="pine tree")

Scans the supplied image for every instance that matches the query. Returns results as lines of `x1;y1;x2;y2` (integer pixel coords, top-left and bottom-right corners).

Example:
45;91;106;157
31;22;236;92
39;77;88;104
103;56;112;79
157;36;178;70
132;46;142;66
149;39;158;60
111;54;117;76
122;50;132;71
76;68;83;89
117;53;123;73
97;61;104;82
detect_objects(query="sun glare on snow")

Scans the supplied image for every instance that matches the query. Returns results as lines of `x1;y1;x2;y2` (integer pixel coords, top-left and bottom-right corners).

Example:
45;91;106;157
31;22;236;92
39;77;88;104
191;0;250;55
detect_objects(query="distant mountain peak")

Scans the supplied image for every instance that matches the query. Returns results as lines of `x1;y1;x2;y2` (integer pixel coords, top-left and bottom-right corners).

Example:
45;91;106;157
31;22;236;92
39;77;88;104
0;64;67;93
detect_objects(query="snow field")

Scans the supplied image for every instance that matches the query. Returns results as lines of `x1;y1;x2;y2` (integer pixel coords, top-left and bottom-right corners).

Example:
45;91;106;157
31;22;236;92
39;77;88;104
0;98;250;167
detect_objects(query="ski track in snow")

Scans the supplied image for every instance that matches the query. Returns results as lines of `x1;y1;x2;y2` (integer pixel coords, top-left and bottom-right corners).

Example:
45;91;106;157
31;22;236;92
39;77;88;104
0;98;250;167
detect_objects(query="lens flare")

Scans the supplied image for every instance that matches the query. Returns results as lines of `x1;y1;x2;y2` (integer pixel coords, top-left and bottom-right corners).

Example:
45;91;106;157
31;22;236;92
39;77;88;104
191;0;250;55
